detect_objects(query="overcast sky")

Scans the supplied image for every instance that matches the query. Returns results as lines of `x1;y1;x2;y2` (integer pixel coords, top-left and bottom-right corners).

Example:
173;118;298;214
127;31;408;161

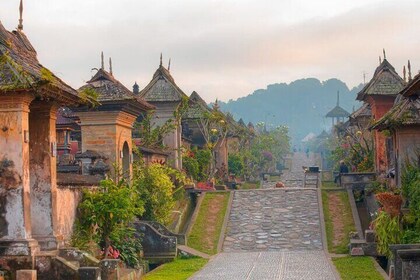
1;0;420;102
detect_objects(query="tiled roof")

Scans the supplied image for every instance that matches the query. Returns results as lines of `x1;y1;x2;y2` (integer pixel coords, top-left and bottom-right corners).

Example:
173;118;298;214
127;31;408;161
0;21;81;105
325;105;350;118
137;65;187;102
79;68;154;110
357;59;405;101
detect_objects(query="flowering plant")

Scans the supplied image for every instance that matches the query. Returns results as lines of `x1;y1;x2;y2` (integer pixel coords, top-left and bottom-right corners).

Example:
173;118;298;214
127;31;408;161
102;246;120;259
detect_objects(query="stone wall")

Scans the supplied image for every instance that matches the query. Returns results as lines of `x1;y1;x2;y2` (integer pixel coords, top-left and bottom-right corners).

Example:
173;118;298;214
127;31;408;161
55;187;83;243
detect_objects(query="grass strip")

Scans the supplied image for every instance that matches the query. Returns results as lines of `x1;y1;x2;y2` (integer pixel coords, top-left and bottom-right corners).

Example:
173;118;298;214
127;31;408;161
321;183;355;254
142;257;208;280
332;256;384;280
240;181;260;189
188;192;230;255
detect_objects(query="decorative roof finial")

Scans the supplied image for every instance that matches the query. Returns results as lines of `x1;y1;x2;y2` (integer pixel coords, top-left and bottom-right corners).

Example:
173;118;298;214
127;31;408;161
379;56;382;65
403;65;407;82
18;0;23;31
383;49;386;60
408;60;412;81
336;91;340;106
213;99;220;110
109;57;113;75
101;51;104;70
168;58;171;71
160;53;163;67
133;82;139;94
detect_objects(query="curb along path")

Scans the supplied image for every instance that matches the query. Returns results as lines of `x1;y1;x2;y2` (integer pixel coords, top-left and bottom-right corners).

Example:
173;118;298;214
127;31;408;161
191;153;337;280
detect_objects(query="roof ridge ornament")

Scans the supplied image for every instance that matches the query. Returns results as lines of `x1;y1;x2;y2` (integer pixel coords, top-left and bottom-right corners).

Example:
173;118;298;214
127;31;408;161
383;49;386;60
403;65;407;82
408;60;412;81
168;58;171;71
18;0;23;30
160;53;163;67
101;51;104;70
109;57;113;76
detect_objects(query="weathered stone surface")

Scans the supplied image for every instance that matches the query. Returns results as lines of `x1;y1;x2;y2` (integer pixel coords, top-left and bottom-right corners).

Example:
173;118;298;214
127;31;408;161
78;267;101;280
398;249;420;280
16;270;36;280
390;244;420;280
365;230;376;243
351;247;365;256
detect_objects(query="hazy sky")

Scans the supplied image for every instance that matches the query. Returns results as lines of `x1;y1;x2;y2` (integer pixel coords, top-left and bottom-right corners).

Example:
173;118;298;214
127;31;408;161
1;0;420;102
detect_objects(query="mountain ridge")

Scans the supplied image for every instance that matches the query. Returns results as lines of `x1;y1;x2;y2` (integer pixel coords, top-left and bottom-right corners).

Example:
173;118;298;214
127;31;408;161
218;78;363;144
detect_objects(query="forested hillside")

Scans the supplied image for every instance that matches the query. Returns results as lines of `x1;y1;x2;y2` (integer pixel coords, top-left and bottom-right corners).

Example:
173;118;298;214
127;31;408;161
219;78;363;144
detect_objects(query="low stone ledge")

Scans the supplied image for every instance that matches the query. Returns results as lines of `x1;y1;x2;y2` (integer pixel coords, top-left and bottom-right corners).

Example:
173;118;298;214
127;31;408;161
390;244;420;280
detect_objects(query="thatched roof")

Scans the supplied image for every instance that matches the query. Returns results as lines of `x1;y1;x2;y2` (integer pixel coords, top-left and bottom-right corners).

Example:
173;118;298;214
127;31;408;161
0;21;81;105
356;59;405;101
350;103;372;120
79;68;154;110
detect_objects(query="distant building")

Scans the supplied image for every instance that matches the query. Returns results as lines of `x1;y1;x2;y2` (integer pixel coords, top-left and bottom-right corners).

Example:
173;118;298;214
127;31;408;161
136;56;187;169
326;91;350;126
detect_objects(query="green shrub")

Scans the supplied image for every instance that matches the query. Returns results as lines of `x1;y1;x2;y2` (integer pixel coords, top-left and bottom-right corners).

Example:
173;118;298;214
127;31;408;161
373;211;402;257
72;179;144;267
228;154;244;176
133;162;176;225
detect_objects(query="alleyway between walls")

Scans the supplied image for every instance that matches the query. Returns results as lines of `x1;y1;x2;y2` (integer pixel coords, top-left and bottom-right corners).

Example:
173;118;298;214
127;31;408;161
191;153;338;280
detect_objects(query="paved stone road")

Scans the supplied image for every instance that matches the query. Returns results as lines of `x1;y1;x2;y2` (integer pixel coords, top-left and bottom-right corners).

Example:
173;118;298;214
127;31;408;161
191;153;337;280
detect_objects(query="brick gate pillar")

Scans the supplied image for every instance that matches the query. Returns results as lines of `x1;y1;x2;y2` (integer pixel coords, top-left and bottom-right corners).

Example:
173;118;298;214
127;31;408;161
28;100;60;250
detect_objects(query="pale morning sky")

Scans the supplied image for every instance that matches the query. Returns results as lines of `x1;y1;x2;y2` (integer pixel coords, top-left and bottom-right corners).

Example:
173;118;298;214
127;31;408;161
1;0;420;102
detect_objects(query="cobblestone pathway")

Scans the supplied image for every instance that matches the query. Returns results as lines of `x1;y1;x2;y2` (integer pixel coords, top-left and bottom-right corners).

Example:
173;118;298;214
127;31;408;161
191;153;337;280
223;189;322;251
263;152;319;189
